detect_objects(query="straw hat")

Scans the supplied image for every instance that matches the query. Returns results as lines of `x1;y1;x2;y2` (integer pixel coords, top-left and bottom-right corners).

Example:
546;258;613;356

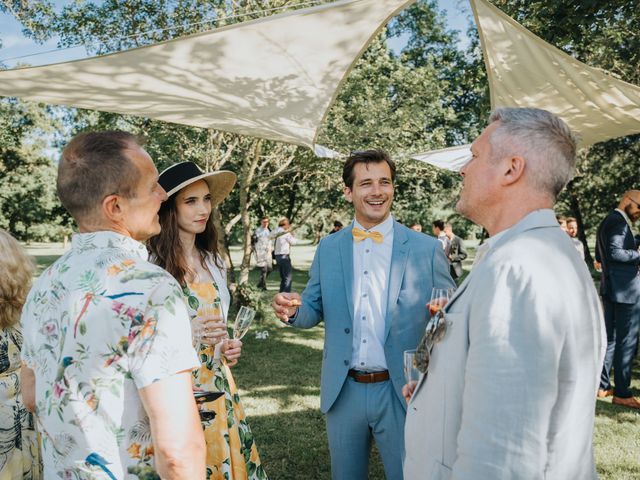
159;161;236;206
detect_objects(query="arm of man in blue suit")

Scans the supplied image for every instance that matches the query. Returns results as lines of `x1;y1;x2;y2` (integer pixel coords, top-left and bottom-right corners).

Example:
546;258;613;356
272;241;324;328
290;244;324;328
605;216;640;264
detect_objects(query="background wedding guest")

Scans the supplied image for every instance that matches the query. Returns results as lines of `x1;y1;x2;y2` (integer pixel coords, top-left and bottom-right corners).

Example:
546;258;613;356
329;220;344;234
556;215;568;233
21;131;205;479
444;222;468;280
273;217;297;293
595;190;640;408
431;219;450;256
253;217;273;291
566;216;585;259
273;149;453;480
404;108;604;479
149;161;267;480
0;229;41;479
409;223;422;232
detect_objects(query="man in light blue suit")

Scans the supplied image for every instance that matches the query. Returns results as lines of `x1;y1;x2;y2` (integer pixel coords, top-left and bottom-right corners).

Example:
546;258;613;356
404;108;605;479
273;149;453;480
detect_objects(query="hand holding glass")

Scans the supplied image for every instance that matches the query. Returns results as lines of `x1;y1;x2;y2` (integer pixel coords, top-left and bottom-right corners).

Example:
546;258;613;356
429;288;455;317
192;301;226;353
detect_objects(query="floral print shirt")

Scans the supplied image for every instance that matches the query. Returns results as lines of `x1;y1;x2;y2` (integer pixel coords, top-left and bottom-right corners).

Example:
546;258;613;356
20;232;199;479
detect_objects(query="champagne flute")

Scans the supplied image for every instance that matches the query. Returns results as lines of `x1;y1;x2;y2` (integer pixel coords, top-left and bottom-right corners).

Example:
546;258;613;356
232;306;256;340
403;349;420;383
195;299;224;358
429;288;454;317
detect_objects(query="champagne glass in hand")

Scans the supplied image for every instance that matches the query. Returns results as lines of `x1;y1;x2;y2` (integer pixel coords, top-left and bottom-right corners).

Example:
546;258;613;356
195;300;226;359
232;306;256;340
429;288;454;317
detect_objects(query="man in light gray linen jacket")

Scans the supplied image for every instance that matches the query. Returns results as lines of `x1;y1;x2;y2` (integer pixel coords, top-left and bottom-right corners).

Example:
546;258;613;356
403;108;605;480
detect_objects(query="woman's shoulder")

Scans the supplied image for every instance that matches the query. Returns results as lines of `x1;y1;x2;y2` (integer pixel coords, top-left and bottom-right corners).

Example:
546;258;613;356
205;252;227;274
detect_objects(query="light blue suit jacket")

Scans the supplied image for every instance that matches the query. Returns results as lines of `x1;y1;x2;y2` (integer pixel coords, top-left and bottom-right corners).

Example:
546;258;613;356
404;210;605;480
291;220;454;413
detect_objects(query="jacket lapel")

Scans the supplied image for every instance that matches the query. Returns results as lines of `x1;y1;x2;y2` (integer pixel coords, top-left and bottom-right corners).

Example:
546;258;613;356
385;222;409;340
340;226;355;322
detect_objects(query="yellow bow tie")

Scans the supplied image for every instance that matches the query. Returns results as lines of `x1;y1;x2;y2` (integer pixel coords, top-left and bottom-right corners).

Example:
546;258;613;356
352;227;384;244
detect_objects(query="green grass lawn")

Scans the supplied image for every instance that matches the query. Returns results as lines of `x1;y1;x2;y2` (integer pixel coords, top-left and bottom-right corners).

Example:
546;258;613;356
28;244;640;479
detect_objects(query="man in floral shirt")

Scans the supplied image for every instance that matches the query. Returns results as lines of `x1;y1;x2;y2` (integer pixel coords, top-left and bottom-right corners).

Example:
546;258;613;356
20;131;205;479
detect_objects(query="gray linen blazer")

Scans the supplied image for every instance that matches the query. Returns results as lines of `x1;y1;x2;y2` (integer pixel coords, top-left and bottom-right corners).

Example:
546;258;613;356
404;210;605;480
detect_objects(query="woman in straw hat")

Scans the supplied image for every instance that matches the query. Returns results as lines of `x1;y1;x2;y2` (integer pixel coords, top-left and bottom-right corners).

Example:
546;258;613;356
148;162;267;480
0;229;42;479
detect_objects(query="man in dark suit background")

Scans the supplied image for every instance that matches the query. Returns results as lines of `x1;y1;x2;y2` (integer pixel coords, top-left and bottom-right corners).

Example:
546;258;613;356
596;190;640;409
444;222;467;280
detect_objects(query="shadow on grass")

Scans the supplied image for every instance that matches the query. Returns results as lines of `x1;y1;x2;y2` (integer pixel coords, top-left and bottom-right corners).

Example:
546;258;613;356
595;355;640;422
595;399;640;423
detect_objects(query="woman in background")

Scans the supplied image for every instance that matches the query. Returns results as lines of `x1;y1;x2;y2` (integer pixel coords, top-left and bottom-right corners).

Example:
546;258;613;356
148;162;267;480
0;229;41;479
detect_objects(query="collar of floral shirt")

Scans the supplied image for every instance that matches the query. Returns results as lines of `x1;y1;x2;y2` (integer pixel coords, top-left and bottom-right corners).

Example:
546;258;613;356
71;231;149;260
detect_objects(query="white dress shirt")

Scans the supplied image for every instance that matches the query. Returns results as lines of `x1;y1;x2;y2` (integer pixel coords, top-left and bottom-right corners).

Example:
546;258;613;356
274;227;297;255
350;215;394;371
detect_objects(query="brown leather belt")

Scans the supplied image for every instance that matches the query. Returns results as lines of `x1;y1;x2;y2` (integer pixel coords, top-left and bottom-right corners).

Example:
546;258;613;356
348;369;390;383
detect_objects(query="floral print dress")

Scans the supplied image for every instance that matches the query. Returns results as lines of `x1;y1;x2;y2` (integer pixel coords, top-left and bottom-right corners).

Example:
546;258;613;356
184;281;267;480
0;326;41;479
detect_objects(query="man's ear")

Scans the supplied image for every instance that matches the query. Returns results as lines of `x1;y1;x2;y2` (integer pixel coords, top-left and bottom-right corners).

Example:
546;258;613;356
501;155;525;186
102;194;123;222
343;186;353;203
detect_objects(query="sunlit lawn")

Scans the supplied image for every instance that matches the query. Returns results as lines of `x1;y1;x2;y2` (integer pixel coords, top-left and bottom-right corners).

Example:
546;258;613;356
28;244;640;479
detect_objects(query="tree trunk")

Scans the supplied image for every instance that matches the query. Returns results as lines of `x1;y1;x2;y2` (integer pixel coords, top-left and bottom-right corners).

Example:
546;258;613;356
566;180;593;265
212;208;234;283
237;139;263;286
286;183;298;222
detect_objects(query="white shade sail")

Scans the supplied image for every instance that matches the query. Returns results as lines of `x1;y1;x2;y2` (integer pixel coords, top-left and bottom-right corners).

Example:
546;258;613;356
471;0;640;148
412;0;640;172
411;144;470;172
0;0;414;149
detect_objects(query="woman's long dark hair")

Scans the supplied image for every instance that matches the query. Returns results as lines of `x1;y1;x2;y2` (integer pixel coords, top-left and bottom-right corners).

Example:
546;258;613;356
147;193;223;286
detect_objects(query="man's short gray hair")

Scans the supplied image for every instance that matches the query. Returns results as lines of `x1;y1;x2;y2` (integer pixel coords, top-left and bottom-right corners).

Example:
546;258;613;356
488;108;577;199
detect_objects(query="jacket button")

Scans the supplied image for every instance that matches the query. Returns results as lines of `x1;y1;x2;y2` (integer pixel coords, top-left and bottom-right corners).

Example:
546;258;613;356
344;328;350;334
344;360;349;365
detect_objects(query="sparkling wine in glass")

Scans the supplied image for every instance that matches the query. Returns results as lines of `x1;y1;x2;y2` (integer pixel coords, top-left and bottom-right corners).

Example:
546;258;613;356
195;299;224;358
429;288;454;317
232;306;256;340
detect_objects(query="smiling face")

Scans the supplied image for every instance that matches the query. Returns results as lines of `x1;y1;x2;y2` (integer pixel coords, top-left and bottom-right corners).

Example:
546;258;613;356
344;161;394;229
175;180;212;236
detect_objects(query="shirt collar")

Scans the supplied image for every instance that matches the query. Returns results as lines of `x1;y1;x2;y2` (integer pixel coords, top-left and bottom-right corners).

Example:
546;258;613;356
615;208;633;229
71;231;149;261
353;214;394;236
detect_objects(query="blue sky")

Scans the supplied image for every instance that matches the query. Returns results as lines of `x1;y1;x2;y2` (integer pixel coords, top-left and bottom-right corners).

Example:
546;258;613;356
0;0;473;68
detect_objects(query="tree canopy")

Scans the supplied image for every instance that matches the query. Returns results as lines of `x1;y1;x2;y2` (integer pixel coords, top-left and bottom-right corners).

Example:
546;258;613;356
1;0;639;267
